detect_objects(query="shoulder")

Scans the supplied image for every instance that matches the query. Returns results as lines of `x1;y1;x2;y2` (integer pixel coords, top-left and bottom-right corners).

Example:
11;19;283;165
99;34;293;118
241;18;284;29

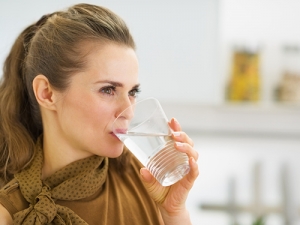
0;179;17;225
0;179;28;218
0;203;13;225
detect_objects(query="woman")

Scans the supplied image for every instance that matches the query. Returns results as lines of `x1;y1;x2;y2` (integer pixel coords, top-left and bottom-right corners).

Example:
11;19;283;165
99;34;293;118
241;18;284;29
0;3;198;224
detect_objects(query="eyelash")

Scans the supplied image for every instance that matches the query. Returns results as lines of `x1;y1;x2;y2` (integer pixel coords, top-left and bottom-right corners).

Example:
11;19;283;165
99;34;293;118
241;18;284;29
100;86;116;96
100;86;141;97
129;88;141;98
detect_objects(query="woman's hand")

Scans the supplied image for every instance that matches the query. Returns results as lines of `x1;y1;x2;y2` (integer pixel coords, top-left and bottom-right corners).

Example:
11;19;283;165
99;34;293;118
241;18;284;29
140;118;199;225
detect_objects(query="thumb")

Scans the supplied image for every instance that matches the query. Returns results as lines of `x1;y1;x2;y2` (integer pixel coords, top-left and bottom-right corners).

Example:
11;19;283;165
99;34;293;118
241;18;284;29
140;168;155;183
140;168;170;204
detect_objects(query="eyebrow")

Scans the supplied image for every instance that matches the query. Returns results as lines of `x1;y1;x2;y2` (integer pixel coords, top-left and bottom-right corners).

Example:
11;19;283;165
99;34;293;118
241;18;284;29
96;80;140;89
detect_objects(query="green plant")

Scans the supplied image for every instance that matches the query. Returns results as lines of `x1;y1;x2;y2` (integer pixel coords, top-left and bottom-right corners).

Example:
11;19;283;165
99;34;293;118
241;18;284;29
252;216;264;225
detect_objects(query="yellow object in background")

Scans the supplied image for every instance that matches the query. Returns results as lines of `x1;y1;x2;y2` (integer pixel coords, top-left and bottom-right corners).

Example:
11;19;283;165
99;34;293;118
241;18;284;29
226;49;261;102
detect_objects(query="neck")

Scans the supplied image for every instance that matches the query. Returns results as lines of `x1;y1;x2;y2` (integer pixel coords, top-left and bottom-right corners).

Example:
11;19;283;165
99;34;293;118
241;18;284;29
40;110;95;180
41;131;93;180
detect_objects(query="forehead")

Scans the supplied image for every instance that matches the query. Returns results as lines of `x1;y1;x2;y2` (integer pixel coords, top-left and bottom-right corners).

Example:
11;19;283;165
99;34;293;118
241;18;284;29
71;41;139;84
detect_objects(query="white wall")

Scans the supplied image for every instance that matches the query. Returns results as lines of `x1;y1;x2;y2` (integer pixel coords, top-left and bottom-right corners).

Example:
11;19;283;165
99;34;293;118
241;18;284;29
189;134;300;225
0;0;220;104
220;0;300;103
2;0;300;105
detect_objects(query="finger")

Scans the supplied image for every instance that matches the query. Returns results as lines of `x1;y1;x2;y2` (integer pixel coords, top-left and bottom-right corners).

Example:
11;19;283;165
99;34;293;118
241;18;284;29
140;168;155;183
168;118;181;132
140;168;170;204
183;157;199;189
175;142;199;161
172;131;194;147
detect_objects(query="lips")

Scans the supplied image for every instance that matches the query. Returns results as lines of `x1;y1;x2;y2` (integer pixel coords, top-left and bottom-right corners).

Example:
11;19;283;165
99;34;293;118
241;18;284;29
114;129;128;134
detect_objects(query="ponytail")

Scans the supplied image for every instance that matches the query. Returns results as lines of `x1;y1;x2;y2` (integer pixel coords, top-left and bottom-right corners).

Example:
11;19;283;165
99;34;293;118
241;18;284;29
0;25;41;186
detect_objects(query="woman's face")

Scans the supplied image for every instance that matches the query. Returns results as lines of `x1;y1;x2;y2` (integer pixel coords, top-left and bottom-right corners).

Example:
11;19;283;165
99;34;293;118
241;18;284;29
53;42;139;158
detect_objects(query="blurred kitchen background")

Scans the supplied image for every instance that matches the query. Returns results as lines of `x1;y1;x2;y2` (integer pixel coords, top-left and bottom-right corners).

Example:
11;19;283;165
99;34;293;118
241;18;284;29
1;0;300;224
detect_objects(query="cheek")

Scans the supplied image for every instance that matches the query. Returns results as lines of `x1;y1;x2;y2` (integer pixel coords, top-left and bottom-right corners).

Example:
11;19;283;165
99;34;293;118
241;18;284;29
66;96;113;130
58;92;97;127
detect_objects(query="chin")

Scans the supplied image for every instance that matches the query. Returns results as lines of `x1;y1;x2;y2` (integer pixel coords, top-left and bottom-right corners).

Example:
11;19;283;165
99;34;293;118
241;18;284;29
108;143;125;158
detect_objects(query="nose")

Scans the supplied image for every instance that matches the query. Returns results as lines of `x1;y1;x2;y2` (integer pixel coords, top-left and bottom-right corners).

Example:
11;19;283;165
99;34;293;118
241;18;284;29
116;97;135;121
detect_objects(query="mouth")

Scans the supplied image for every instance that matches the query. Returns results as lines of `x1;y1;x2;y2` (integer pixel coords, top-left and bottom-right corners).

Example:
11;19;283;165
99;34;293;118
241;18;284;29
113;129;128;134
110;132;118;138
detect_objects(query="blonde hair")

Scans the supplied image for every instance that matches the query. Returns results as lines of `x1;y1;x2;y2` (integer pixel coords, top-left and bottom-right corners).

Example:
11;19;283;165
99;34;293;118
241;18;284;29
0;3;135;184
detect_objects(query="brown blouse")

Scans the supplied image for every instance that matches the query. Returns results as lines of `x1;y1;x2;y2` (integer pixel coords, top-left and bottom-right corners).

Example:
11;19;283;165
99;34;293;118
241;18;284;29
0;138;161;225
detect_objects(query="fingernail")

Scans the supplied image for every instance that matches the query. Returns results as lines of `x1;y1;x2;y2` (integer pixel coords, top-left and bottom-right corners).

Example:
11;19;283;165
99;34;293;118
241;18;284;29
176;142;184;147
173;132;181;137
173;118;179;125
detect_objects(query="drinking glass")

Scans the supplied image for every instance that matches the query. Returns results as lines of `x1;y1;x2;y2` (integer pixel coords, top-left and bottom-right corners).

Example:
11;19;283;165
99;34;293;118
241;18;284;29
112;97;190;186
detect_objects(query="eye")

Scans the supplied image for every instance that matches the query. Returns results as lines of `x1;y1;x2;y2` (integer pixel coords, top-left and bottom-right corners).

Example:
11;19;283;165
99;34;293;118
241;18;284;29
100;86;116;95
128;88;141;97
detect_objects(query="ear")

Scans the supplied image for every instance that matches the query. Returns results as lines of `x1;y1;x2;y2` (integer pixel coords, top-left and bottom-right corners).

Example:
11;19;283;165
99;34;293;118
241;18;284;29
32;75;57;110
